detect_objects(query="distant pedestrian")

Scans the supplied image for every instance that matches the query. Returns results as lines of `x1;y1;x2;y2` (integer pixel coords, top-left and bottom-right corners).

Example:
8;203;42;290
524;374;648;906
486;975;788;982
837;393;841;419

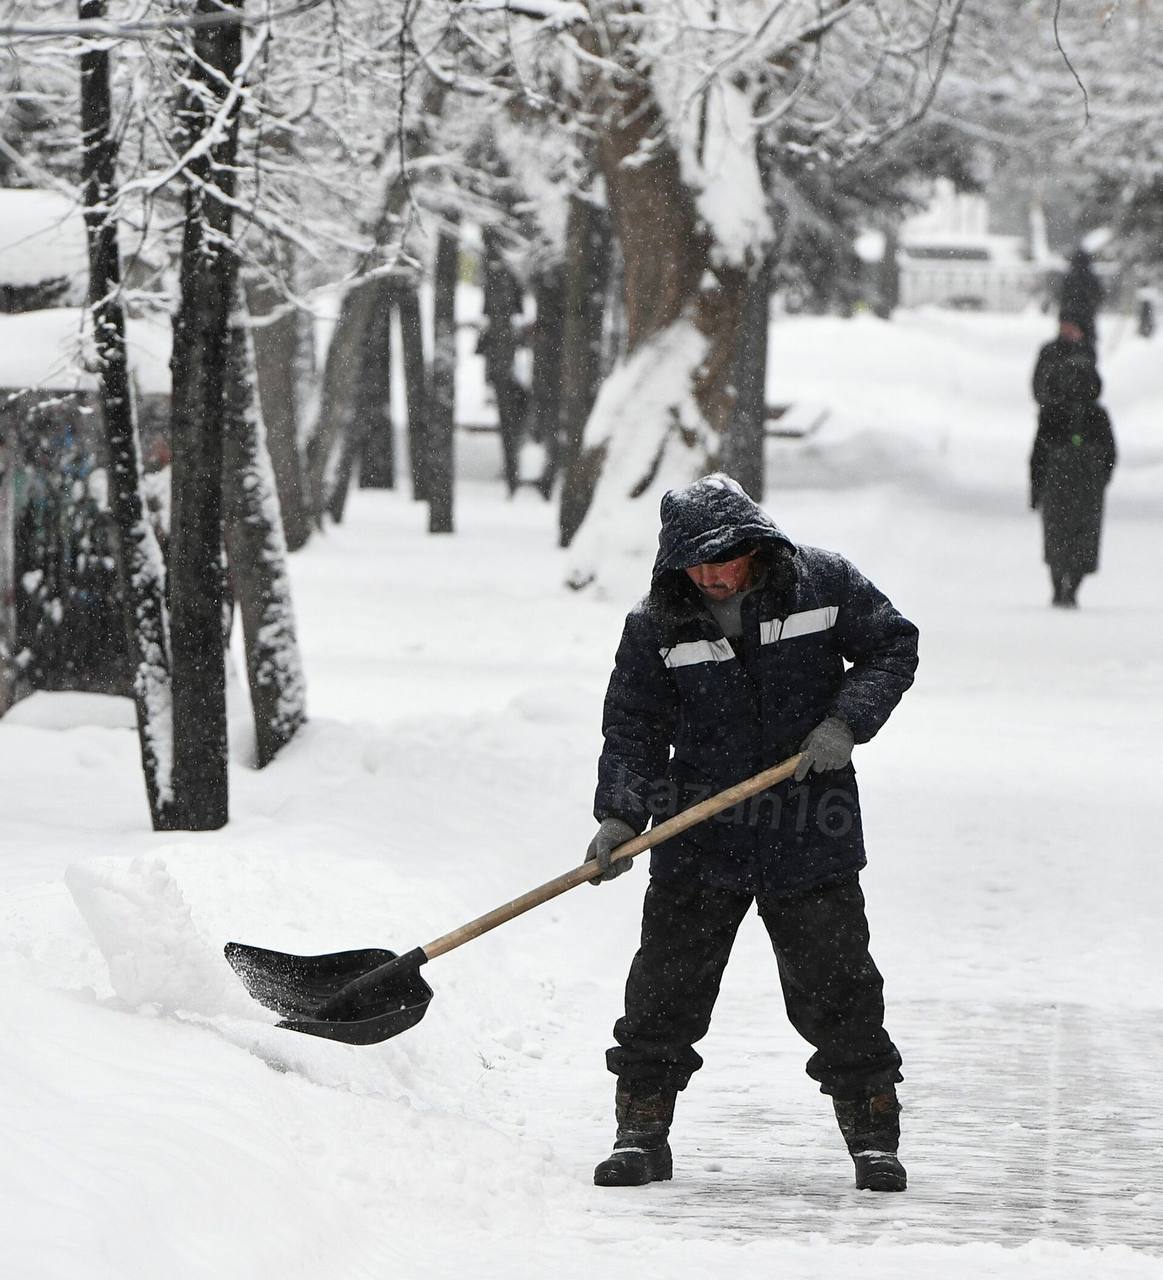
1058;249;1103;349
1030;325;1117;607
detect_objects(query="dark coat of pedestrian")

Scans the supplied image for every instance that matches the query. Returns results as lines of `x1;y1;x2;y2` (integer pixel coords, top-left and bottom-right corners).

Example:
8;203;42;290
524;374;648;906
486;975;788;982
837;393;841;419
585;474;919;1194
1031;330;1117;607
1058;249;1103;349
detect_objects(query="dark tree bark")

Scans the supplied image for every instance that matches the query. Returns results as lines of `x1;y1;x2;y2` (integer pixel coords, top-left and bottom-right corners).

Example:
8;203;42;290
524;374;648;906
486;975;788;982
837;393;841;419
307;279;380;519
327;279;392;520
557;191;611;546
600;89;707;353
354;281;396;495
223;295;307;768
0;429;17;716
563;65;748;560
721;254;771;500
428;217;459;534
245;272;312;551
599;78;746;424
480;225;527;495
874;225;900;319
306;75;448;522
393;281;428;501
79;0;174;828
167;0;243;830
528;265;564;498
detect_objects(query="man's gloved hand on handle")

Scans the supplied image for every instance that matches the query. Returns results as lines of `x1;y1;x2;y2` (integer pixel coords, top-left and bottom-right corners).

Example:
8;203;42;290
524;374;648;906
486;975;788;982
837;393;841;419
795;716;855;782
585;818;637;884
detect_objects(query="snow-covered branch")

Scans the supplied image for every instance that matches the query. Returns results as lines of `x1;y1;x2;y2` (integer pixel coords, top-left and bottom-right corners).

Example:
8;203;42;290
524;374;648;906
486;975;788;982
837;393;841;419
0;0;325;43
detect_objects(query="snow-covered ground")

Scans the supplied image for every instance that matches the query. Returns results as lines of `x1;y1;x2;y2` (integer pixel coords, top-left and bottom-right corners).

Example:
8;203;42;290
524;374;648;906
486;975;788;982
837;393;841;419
2;310;1161;1279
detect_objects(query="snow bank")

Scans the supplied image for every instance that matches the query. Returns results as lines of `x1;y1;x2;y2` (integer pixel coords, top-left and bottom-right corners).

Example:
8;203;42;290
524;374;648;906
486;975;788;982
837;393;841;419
0;307;172;395
0;188;88;291
3;691;137;730
65;857;238;1016
1;310;1161;1278
0;976;380;1280
765;308;1163;506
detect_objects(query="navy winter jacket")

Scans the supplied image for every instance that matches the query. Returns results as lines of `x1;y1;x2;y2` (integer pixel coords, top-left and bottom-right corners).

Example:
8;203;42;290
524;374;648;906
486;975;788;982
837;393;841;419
594;475;919;895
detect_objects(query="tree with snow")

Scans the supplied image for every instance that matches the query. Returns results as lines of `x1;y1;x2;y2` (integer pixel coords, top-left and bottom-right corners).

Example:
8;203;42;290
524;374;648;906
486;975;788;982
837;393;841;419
78;0;174;826
4;0;314;825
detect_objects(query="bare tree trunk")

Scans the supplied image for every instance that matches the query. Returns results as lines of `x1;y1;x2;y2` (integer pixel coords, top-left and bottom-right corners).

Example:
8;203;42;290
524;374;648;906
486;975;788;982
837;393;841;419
558;191;610;545
322;278;394;516
392;281;428;501
223;295;307;768
245;271;312;551
427;217;458;534
528;265;563;498
564;49;752;586
305;75;448;523
167;0;243;830
874;224;900;319
599;78;746;422
79;0;174;827
307;280;380;520
480;225;527;495
721;254;771;500
355;281;396;494
0;431;16;716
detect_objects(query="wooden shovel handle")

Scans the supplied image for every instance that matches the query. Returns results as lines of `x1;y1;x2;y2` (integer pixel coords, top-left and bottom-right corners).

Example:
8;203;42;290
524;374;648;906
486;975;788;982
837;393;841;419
422;754;803;961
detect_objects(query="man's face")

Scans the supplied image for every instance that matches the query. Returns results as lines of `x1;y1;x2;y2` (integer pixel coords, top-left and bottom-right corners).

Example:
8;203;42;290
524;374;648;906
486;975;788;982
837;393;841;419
1060;321;1085;344
685;550;758;601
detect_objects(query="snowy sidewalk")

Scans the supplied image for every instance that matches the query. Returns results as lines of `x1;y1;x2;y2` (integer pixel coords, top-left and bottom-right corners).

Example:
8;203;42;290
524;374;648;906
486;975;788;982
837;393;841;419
592;990;1163;1251
5;305;1163;1280
510;879;1163;1259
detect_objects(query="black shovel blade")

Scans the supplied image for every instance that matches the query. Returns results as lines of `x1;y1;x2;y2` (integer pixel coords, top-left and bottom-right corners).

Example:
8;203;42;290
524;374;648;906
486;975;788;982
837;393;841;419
224;942;434;1046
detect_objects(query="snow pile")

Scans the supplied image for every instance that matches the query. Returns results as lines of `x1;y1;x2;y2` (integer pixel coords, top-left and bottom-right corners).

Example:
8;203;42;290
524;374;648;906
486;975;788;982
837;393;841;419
65;857;238;1017
0;188;88;292
3;690;137;730
0;307;172;394
765;308;1163;505
1;310;1161;1278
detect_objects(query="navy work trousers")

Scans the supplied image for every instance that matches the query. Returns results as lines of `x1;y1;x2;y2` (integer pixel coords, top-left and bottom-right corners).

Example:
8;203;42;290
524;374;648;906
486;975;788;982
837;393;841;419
607;873;903;1099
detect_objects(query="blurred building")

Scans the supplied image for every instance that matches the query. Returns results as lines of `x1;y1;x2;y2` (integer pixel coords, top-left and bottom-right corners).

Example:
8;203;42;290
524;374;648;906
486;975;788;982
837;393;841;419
895;179;1049;312
0;190;170;711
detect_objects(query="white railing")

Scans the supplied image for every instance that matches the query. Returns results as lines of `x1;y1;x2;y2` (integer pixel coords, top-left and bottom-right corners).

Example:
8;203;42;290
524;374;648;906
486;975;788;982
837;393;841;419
899;263;1045;312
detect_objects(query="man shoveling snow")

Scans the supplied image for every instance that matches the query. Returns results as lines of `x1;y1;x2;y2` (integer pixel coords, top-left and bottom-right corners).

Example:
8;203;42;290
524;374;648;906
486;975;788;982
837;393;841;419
586;474;919;1192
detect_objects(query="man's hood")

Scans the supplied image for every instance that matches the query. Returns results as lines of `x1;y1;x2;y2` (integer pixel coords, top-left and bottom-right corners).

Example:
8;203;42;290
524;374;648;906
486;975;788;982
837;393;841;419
651;474;796;584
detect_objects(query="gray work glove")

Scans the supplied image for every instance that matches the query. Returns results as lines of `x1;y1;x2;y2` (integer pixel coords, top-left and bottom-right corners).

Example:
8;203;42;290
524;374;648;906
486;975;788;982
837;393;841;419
585;818;637;884
795;716;855;781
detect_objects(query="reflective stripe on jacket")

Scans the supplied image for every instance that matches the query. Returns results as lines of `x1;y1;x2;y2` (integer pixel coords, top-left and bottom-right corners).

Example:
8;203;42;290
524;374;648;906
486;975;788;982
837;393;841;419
594;479;918;895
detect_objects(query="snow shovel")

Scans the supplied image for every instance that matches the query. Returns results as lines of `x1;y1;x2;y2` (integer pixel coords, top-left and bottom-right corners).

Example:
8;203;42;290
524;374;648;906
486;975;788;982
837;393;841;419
225;753;803;1046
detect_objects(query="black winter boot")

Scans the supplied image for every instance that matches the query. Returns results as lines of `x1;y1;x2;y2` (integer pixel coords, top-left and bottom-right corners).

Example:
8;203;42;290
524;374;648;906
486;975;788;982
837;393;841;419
833;1087;907;1192
593;1081;676;1187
